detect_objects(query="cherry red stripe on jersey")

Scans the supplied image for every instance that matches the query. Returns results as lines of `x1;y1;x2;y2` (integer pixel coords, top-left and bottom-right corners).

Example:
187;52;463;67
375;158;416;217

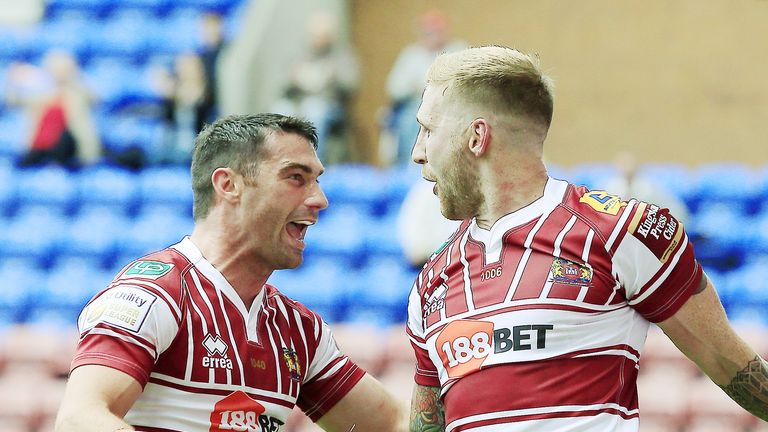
442;355;640;428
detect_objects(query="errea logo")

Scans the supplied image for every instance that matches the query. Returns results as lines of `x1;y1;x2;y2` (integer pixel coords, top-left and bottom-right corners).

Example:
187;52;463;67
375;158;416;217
202;333;233;370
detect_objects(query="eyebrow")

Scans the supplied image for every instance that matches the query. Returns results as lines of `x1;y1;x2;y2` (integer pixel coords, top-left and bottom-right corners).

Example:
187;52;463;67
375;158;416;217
279;162;324;177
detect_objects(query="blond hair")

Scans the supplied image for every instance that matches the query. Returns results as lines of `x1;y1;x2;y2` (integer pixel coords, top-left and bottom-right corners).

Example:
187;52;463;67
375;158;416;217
427;46;555;128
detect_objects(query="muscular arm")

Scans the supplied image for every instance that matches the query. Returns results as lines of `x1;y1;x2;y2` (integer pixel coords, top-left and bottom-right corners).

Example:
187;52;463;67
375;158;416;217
316;373;408;432
55;365;143;432
409;384;445;432
657;274;768;420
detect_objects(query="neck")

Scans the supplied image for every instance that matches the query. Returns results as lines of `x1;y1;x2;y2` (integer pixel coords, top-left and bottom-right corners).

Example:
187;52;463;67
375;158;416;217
189;217;270;307
474;153;549;230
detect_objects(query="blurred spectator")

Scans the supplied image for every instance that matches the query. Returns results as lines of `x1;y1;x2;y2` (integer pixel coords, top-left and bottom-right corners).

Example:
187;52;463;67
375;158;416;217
382;9;466;165
157;53;212;165
397;180;461;268
272;11;359;164
604;151;690;222
200;12;225;123
6;49;101;167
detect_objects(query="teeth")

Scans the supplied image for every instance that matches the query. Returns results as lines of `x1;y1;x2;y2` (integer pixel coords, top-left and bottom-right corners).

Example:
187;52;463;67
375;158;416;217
294;221;314;226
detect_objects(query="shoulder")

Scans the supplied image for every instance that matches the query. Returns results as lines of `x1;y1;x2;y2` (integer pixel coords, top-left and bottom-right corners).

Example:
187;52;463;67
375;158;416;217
264;284;323;328
108;247;192;311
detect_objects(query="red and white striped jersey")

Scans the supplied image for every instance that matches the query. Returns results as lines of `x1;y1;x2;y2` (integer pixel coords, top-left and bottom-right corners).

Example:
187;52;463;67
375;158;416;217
406;177;703;432
73;237;364;431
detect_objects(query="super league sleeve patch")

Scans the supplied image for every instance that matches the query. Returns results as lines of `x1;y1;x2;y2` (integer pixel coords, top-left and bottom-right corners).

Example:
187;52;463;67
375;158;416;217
627;202;684;263
82;286;158;333
578;190;626;215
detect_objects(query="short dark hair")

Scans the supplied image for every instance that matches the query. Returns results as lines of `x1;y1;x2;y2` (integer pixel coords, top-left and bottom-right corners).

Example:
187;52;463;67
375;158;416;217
190;113;318;220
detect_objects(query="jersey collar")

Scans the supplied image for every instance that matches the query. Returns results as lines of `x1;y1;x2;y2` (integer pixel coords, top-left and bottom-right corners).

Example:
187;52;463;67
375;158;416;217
172;236;267;322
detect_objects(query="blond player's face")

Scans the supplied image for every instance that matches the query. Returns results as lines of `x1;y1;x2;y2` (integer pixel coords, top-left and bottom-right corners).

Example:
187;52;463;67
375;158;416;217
413;84;483;220
240;132;328;270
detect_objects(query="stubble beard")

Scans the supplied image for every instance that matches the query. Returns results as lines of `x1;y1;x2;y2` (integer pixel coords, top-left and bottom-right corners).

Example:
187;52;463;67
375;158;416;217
439;147;483;221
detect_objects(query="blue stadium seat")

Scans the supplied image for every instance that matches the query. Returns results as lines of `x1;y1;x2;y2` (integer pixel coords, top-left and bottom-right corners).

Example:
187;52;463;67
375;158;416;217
268;258;349;322
346;257;415;324
0;27;41;60
77;165;139;213
382;164;420;216
28;257;113;325
0;160;16;216
0;206;69;266
321;164;390;216
637;163;693;204
89;10;156;62
37;17;95;62
16;166;78;214
115;204;194;258
304;204;367;267
0;110;30;158
58;206;130;268
0;258;43;323
364;213;404;260
46;0;116;18
148;9;202;55
137;167;193;210
688;164;761;214
688;204;750;271
567;163;619;190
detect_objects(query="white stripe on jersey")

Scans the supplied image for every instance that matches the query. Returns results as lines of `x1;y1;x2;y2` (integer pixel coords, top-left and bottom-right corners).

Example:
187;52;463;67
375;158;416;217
292;308;310;383
214;280;244;386
440;243;454;322
504;210;552;302
458;230;475;311
572;348;640;364
87;328;155;357
628;235;689;305
605;200;637;251
315;358;349;382
445;403;640;432
539;215;578;299
150;372;296;402
127;381;295;431
189;268;219;384
453;413;639;432
425;296;627;335
185;308;194;381
576;230;595;302
116;278;183;320
274;296;298;396
263;301;283;394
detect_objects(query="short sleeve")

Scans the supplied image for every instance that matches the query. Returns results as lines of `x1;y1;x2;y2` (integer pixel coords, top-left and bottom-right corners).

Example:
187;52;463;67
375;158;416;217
612;202;703;322
71;281;181;386
297;318;365;422
406;285;440;387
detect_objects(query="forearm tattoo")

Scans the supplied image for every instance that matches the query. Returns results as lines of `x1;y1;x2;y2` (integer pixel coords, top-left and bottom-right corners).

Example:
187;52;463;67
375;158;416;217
410;385;445;432
719;356;768;421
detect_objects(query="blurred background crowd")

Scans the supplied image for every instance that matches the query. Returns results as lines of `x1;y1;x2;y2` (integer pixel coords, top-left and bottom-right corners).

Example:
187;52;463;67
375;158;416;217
0;0;767;431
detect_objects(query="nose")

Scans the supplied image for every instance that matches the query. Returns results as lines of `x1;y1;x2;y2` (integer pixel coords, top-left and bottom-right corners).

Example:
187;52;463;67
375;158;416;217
411;128;427;165
306;182;329;211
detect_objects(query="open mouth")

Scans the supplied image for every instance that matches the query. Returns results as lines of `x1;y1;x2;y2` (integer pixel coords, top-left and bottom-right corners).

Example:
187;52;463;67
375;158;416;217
286;221;313;244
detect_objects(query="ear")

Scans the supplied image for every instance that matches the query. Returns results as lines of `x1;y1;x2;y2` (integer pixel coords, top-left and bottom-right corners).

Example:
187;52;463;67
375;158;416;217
210;167;241;204
468;118;491;157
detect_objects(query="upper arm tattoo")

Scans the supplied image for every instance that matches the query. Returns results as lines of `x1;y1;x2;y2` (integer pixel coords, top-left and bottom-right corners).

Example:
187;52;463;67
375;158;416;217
719;356;768;421
410;385;445;432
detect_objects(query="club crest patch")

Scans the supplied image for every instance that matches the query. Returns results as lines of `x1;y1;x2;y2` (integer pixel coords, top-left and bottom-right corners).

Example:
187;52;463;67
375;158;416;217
282;348;302;382
550;258;593;286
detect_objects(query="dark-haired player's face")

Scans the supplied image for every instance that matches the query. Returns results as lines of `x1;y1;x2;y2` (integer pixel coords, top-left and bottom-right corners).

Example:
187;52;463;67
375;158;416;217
413;85;483;220
239;132;327;270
